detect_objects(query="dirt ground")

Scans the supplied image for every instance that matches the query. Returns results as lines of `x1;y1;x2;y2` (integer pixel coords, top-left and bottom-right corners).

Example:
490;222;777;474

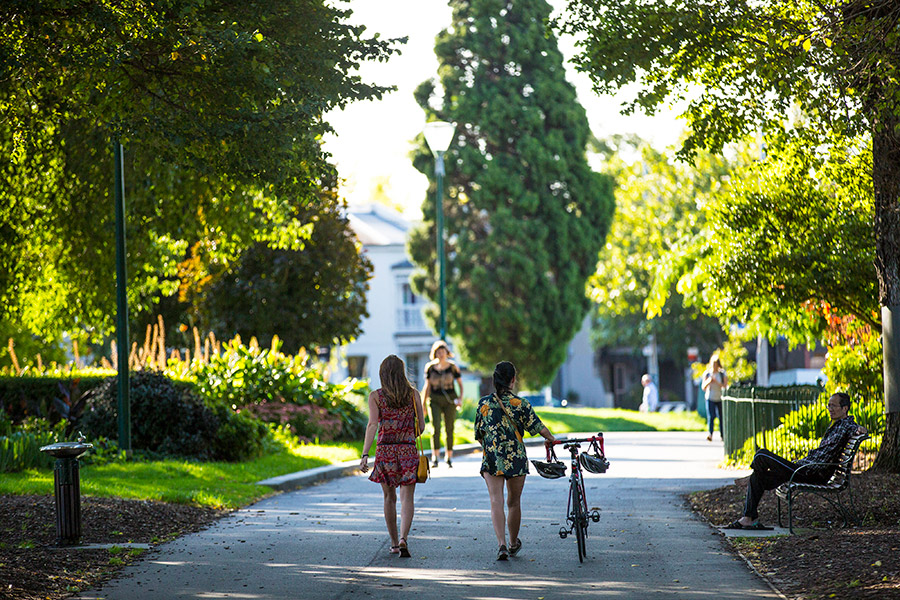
0;495;226;600
688;471;900;599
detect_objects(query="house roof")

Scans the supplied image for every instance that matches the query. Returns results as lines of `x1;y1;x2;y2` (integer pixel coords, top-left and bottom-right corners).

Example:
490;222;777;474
347;204;412;246
391;259;414;270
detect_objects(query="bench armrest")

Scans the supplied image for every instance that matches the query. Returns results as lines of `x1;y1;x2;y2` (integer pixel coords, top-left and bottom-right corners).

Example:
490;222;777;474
786;461;840;486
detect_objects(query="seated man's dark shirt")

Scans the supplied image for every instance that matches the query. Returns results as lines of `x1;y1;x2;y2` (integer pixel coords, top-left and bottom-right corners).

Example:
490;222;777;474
795;415;859;479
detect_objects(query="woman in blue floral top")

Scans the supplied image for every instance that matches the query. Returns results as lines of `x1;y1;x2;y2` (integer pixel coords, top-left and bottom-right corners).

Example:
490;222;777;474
475;361;556;561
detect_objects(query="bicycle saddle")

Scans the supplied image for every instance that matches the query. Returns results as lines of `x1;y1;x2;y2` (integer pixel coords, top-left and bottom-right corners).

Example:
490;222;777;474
579;453;610;474
531;460;567;479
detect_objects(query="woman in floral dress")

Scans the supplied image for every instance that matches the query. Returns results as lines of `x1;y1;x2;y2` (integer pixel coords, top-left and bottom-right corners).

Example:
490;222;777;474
475;361;556;560
359;355;426;557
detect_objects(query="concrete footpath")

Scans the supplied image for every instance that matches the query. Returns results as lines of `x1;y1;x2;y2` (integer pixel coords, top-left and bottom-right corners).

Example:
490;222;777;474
77;432;783;600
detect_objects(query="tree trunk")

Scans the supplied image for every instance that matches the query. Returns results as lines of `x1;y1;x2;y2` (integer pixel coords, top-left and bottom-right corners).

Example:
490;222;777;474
869;117;900;473
873;412;900;472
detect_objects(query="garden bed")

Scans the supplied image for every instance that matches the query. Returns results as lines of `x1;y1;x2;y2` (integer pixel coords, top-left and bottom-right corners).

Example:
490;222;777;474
689;471;900;599
0;494;226;600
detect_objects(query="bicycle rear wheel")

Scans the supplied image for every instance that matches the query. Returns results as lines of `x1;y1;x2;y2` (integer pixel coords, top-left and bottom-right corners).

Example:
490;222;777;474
571;482;587;562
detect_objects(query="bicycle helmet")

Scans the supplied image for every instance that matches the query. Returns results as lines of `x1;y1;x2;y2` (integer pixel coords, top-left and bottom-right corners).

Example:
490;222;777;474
531;460;567;479
579;453;610;474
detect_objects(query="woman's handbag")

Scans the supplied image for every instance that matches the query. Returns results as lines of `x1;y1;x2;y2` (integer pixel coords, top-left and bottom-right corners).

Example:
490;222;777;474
414;401;430;483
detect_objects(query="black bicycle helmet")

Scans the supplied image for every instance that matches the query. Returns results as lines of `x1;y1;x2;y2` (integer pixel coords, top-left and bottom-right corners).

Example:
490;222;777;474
579;453;610;474
531;460;567;479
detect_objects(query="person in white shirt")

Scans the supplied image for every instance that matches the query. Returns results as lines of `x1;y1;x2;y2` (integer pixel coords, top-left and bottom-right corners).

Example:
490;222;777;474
701;355;728;441
639;374;659;412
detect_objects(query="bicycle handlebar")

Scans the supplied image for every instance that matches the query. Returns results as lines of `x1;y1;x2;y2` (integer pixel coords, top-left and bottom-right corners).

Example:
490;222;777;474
545;434;604;447
544;434;605;461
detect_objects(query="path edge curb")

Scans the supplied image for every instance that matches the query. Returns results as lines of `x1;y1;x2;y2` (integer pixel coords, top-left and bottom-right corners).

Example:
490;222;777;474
256;438;552;491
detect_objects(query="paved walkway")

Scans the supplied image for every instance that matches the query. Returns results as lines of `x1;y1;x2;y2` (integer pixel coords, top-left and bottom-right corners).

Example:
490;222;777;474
77;432;782;600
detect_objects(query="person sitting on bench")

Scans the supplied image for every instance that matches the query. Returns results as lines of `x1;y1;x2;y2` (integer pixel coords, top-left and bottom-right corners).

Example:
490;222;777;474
726;392;867;530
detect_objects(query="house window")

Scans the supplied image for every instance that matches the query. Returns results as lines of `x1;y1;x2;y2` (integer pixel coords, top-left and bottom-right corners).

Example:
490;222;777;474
397;280;426;330
406;354;422;387
402;283;418;305
347;355;368;379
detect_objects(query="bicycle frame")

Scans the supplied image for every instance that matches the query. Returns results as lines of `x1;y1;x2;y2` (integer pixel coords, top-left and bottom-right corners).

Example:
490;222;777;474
545;434;605;561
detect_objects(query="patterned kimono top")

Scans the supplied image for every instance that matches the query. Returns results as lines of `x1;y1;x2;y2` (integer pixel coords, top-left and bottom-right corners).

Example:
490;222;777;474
474;392;545;478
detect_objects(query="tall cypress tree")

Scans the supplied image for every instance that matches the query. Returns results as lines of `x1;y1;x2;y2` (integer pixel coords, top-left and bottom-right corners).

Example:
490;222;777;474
409;0;614;386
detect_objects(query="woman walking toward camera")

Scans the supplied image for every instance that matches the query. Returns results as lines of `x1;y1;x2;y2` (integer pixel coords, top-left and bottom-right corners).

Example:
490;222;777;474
359;355;426;557
475;361;556;560
422;340;464;467
702;354;728;442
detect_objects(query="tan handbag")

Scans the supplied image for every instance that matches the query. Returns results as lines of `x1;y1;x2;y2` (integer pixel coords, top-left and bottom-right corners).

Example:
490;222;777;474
414;400;430;483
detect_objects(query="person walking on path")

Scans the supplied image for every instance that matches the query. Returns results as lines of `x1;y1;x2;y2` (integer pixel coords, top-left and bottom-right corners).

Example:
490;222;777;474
359;355;426;557
475;361;556;561
701;355;728;441
726;392;866;530
421;340;464;468
639;373;659;412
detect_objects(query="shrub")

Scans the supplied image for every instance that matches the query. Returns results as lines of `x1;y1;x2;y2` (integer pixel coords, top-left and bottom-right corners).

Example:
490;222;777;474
0;375;108;425
79;371;267;461
0;412;64;472
0;430;59;472
208;404;269;462
189;337;367;440
239;401;341;441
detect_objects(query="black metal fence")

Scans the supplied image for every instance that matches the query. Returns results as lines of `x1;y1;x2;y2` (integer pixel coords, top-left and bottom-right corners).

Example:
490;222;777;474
721;385;884;469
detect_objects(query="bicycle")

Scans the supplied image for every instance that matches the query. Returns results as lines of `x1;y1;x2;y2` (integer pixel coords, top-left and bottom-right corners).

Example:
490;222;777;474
535;434;609;562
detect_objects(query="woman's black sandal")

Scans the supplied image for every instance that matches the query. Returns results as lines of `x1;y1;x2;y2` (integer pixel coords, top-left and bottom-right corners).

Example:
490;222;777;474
398;538;411;557
497;544;509;561
508;538;522;556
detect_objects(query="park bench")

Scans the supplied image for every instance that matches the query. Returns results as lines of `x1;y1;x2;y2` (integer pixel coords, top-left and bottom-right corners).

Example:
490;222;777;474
775;433;870;534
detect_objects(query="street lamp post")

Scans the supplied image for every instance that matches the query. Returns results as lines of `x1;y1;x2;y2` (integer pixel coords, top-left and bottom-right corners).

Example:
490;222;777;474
423;121;455;341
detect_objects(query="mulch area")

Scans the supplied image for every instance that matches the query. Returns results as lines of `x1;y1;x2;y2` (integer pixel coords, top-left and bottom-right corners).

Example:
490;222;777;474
688;471;900;599
0;495;227;600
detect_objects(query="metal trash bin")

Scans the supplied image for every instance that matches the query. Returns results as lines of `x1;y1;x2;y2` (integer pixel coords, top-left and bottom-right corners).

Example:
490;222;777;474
39;441;93;546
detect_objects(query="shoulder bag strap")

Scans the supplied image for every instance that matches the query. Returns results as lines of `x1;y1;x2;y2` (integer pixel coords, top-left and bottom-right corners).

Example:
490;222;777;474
413;395;425;456
494;394;524;445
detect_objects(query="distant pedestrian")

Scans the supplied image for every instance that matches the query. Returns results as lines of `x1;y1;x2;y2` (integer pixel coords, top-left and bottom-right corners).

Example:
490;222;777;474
702;355;728;441
359;355;426;557
639;374;659;413
422;340;464;468
475;361;556;560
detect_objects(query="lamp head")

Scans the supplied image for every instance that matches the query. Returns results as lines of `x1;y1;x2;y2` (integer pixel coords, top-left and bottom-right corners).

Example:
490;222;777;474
423;121;455;155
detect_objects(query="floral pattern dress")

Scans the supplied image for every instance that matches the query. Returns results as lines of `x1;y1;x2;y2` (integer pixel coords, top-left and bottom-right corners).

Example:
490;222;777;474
369;389;420;487
475;392;545;478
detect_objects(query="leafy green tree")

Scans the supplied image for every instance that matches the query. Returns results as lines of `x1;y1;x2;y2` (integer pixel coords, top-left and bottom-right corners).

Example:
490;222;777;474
650;130;877;347
557;0;900;470
2;0;398;187
590;140;728;370
408;0;615;387
0;0;399;340
203;194;372;354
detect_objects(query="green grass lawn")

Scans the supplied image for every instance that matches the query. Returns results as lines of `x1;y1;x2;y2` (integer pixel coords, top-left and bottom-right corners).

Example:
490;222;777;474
534;406;706;434
1;406;704;509
0;441;361;509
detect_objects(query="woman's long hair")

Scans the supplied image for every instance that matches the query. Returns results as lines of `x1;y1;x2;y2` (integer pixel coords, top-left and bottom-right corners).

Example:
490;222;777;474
493;361;517;397
379;354;416;409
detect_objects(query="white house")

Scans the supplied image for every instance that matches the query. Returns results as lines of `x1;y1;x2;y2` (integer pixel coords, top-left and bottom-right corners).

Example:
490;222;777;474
335;203;610;407
333;204;435;388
